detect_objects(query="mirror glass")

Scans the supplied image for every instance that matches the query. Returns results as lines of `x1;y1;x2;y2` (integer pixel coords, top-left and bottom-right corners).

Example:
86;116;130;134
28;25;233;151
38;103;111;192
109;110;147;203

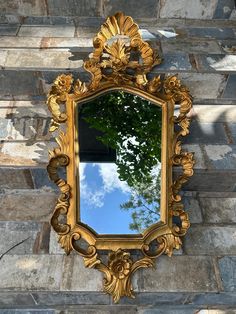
77;91;162;235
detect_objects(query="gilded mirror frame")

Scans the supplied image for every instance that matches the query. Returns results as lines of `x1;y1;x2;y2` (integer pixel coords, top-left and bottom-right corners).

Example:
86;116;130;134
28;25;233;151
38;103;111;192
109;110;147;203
46;12;194;303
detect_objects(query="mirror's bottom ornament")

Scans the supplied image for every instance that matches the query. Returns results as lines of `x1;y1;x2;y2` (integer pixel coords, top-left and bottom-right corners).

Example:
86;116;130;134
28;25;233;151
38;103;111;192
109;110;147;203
46;11;194;303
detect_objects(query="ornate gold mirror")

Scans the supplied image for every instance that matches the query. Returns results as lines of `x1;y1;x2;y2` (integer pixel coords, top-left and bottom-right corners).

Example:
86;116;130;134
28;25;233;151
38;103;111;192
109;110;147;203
46;12;194;302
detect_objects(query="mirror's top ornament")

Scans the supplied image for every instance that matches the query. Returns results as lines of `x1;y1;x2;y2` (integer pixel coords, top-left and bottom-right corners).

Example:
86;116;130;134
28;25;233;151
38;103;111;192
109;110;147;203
46;12;194;303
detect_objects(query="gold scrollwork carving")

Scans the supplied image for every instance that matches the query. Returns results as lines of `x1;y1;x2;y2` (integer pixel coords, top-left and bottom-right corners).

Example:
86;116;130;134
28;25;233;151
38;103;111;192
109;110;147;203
46;12;194;303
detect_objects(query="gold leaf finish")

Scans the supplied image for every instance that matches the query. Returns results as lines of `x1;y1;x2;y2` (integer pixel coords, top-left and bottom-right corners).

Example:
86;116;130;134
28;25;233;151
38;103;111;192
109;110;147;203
46;12;194;303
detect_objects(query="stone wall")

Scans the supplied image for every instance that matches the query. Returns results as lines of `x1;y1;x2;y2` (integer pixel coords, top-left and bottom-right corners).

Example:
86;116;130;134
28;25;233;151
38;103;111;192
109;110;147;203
0;0;236;313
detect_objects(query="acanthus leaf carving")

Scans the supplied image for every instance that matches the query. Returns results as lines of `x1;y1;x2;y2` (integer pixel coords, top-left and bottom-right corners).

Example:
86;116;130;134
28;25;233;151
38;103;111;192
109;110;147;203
46;12;194;303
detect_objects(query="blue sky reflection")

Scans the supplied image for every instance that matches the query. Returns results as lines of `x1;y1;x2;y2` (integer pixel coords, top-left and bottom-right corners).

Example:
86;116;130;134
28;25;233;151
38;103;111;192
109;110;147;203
79;162;160;234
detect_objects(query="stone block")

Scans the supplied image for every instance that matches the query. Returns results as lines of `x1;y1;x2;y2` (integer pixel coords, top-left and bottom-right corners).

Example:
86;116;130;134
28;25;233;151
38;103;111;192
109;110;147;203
200;195;236;223
213;0;235;19
196;54;236;72
182;197;203;223
0;168;33;189
0;292;36;307
159;0;217;19
47;0;101;17
219;40;236;54
188;28;235;40
104;0;159;18
0;14;21;24
184;226;236;255
222;75;236;99
18;25;75;38
0;70;41;98
0;255;64;290
229;123;236;142
49;228;65;254
179;169;236;192
76;26;98;39
0;0;47;16
0;221;41;255
0;50;7;68
192;105;236;123
31;292;109;306
204;145;236;169
153;53;192;71
0;141;55;166
161;39;222;54
61;255;107;292
183;122;228;144
73;17;104;27
189;292;236;305
23;16;74;25
31;168;59;189
0;24;19;35
0;105;52;141
4;50;74;70
198;310;236;314
182;144;207;169
179;73;227;100
40;37;93;49
119;292;188;306
140;256;218;292
0;310;54;314
0;36;42;49
53;306;139;314
219;257;236;292
0;189;57;221
137;307;201;314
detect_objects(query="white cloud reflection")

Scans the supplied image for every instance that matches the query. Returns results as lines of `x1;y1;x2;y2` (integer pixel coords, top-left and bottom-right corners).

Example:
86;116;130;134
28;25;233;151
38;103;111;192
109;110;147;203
79;163;130;208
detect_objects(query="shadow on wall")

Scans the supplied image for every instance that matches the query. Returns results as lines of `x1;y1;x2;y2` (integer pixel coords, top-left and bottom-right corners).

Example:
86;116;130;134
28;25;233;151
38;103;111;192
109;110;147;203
3;100;235;160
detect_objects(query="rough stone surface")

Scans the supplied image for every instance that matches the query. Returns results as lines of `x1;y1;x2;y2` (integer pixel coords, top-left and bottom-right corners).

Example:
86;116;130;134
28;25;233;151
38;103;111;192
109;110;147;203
31;292;110;306
155;53;192;71
0;168;33;189
159;0;218;19
104;0;159;18
0;255;64;290
214;0;236;19
0;141;55;166
182;197;203;223
219;256;236;292
60;255;104;292
0;293;36;307
222;75;236;99
0;1;236;311
196;54;236;72
0;189;57;221
188;27;235;40
141;256;218;292
161;39;222;54
0;24;19;35
18;25;75;38
0;222;41;255
179;73;227;99
192;105;236;123
4;50;81;69
184;226;236;255
184;122;229;144
204;145;236;169
47;0;101;17
0;0;47;16
200;196;236;223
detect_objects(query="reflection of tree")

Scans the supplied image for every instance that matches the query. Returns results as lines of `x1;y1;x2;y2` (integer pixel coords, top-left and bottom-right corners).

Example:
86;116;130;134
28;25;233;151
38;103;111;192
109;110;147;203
79;91;162;232
121;171;161;233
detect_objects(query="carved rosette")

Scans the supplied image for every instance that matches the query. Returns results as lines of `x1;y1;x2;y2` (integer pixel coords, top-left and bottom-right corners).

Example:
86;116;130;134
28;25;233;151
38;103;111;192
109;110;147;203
46;12;194;303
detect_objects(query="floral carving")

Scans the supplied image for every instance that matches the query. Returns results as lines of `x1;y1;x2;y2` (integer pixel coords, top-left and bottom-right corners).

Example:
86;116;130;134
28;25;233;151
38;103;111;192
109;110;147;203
46;12;194;303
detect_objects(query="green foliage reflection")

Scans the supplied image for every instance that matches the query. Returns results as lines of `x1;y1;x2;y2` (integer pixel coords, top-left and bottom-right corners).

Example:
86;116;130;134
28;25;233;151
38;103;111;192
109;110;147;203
79;91;162;233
